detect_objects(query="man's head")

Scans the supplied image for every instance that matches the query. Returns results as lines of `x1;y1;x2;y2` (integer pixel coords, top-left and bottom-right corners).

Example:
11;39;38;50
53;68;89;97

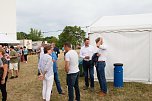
23;46;26;49
64;42;71;52
95;37;103;46
10;46;14;51
41;41;45;47
50;43;55;48
52;43;56;48
84;38;90;47
17;45;20;49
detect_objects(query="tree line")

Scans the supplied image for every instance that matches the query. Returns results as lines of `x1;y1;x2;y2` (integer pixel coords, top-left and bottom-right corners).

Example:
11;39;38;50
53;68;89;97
17;26;85;48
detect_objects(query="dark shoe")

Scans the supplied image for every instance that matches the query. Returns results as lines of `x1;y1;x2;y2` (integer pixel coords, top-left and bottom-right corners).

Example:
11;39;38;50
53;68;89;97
83;86;88;90
15;76;18;78
10;76;14;79
59;92;65;95
98;91;106;97
90;87;94;92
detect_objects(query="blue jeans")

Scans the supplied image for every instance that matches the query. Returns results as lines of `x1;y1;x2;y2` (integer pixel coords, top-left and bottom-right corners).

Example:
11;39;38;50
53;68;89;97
96;61;107;93
67;72;80;101
83;60;94;88
54;72;62;94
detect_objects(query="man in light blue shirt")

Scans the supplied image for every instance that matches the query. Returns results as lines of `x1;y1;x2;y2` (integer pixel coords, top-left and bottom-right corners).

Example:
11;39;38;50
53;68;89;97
23;46;28;63
51;50;64;95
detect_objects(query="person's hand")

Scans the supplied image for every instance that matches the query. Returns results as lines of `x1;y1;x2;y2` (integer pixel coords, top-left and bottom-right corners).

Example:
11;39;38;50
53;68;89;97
52;60;56;62
64;67;69;73
38;74;44;80
97;53;101;56
1;79;5;84
7;56;10;59
85;56;90;59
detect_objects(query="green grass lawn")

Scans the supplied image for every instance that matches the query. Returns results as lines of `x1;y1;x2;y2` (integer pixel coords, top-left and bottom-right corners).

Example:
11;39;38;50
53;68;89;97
2;54;152;101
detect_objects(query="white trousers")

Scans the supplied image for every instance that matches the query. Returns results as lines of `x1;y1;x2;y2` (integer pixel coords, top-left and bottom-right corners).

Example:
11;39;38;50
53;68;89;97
42;75;54;101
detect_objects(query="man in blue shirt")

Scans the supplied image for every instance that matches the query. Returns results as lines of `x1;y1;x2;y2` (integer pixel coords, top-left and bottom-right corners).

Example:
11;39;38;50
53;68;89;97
52;43;60;58
51;51;64;95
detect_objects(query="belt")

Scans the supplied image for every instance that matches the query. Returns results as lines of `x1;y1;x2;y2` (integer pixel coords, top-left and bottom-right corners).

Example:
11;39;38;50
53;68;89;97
97;61;105;62
83;59;90;61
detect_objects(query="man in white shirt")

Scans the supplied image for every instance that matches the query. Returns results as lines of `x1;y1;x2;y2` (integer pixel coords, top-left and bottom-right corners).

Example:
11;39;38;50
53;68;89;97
95;37;107;97
64;42;80;101
80;38;94;91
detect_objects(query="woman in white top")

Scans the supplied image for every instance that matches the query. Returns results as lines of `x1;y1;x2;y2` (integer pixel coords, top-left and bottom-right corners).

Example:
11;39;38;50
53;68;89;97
38;45;54;101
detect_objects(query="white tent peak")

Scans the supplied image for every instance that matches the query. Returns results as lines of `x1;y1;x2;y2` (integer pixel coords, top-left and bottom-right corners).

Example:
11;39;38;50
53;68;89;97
90;13;152;32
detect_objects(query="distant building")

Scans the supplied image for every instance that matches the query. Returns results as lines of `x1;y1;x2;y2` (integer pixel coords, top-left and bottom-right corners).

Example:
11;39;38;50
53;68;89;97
19;39;32;49
32;41;47;50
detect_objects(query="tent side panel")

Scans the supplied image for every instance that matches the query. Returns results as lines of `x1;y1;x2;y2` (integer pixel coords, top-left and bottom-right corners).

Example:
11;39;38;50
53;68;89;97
89;32;150;82
150;32;152;82
0;0;16;42
0;0;16;33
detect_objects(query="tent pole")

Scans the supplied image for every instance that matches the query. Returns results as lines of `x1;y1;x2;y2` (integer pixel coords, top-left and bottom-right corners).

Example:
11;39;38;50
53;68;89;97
149;31;151;82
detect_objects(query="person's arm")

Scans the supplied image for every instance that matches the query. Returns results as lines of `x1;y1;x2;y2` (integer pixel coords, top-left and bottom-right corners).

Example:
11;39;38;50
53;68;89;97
57;48;60;54
38;57;50;80
52;52;57;62
38;57;42;75
19;50;22;56
27;49;29;54
1;59;8;84
79;48;85;59
2;64;8;81
96;47;101;56
10;51;18;59
65;61;70;73
100;45;107;50
65;54;70;73
37;47;41;53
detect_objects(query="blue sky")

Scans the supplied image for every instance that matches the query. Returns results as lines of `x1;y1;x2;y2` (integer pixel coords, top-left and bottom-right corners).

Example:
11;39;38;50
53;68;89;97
16;0;152;37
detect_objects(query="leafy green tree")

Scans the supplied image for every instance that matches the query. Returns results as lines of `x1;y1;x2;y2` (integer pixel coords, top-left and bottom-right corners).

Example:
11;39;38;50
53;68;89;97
17;32;28;40
27;28;43;41
44;36;58;43
58;26;85;48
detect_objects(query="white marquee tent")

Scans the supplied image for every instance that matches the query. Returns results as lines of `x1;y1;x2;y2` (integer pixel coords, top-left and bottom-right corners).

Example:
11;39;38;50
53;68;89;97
0;0;18;43
89;13;152;83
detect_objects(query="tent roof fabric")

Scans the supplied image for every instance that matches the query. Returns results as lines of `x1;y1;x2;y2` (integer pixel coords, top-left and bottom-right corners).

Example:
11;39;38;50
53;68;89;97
0;34;19;43
90;13;152;33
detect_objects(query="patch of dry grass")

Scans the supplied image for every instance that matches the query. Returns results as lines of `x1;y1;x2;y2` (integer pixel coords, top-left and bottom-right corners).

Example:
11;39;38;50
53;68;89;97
1;53;152;101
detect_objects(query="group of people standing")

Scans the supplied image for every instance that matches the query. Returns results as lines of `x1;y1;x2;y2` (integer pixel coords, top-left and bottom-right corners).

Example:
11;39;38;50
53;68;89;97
38;42;80;101
38;37;107;101
4;45;28;79
0;45;29;101
80;37;107;97
38;42;64;101
1;37;107;101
